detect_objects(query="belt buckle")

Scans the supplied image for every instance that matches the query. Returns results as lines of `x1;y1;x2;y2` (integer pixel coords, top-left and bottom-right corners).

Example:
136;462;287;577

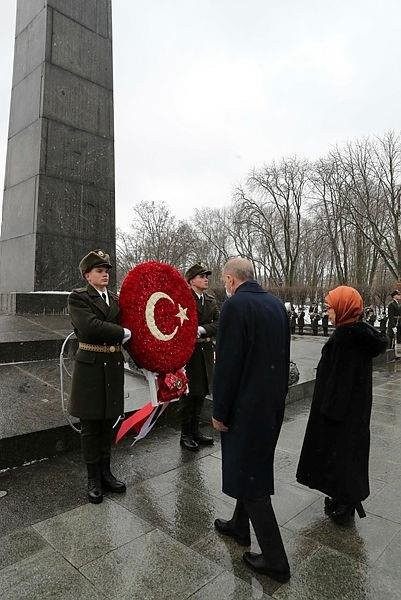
109;345;116;353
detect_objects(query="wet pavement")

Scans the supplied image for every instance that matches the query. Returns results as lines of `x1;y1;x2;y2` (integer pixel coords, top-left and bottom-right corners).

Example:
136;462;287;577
0;362;400;599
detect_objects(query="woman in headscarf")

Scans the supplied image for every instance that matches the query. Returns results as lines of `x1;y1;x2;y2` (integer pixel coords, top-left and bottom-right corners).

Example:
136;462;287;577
296;286;387;525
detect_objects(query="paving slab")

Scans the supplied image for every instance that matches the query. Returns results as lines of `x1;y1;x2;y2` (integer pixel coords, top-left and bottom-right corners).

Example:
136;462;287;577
273;545;401;600
0;362;399;599
79;528;223;600
188;570;273;599
33;497;154;567
115;482;234;547
0;527;48;571
284;497;401;564
0;546;103;600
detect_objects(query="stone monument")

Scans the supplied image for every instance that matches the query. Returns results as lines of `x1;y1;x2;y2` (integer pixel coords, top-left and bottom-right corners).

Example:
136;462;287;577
0;0;115;312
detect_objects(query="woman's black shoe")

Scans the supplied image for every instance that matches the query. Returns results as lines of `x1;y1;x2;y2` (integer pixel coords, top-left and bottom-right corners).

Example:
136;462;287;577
214;518;251;546
242;552;290;582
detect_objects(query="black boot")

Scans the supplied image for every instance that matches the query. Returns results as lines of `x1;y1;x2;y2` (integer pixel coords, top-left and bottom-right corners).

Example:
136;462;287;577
324;497;339;515
100;457;126;493
180;398;200;451
180;434;200;451
180;418;199;451
330;501;365;526
243;496;290;582
214;500;251;546
193;421;214;446
87;463;103;504
193;397;214;446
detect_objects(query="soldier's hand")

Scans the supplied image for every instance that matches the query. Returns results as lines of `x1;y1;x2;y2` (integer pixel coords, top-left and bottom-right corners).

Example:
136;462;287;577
212;417;228;432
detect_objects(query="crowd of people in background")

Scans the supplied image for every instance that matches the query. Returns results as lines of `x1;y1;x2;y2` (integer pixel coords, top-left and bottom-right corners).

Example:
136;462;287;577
285;290;401;348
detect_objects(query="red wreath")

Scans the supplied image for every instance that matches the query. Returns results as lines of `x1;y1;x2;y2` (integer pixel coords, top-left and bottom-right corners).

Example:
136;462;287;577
119;261;197;373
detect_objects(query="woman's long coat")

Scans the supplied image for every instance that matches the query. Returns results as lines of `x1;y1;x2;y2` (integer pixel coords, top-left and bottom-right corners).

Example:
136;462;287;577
68;284;125;420
213;281;290;500
186;292;219;396
296;322;387;503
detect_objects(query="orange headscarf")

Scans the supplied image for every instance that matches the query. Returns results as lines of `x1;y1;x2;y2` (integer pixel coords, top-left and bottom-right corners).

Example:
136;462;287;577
325;285;364;327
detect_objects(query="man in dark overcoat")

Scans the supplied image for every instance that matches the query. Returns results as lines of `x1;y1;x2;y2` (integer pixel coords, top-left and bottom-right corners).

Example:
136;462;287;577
180;263;219;451
387;290;401;348
68;249;131;504
212;257;290;583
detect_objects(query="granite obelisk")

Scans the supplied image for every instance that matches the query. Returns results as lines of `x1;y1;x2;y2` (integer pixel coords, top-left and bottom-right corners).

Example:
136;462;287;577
0;0;115;296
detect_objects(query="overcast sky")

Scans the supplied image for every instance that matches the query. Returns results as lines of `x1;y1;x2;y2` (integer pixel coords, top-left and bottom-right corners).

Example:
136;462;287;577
1;0;401;228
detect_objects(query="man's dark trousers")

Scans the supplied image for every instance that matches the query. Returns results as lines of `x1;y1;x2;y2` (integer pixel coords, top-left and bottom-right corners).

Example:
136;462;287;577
230;497;289;572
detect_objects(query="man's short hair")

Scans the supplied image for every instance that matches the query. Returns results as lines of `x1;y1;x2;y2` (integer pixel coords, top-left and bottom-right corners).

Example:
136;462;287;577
391;290;401;298
223;257;254;281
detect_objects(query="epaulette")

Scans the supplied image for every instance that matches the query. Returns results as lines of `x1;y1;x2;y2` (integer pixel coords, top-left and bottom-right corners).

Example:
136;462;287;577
205;292;216;300
71;287;87;294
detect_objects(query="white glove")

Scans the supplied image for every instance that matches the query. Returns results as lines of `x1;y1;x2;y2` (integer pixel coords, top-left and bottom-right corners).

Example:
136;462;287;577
122;328;132;344
393;327;398;334
197;326;206;337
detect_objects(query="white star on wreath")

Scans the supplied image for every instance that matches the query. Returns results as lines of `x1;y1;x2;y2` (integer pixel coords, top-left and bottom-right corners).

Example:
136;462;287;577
175;304;189;326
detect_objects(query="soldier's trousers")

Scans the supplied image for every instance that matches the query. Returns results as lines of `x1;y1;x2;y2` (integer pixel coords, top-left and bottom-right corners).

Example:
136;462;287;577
181;394;205;435
80;419;114;464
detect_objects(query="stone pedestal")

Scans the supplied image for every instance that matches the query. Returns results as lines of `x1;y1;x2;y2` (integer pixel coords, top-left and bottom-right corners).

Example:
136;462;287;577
0;0;116;294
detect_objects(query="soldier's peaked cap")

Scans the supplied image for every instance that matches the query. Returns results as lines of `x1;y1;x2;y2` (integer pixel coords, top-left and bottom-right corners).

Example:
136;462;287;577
185;263;211;281
79;249;112;275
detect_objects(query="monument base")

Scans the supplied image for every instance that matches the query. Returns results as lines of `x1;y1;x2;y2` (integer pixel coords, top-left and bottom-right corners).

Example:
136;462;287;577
0;292;69;315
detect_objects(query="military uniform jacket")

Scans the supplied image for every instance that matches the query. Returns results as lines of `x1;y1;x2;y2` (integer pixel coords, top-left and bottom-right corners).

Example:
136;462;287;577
68;284;125;420
186;291;219;397
387;300;400;330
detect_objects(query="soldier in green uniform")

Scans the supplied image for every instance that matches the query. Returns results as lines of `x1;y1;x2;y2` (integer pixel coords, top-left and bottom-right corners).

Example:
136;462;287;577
180;264;219;451
68;250;131;504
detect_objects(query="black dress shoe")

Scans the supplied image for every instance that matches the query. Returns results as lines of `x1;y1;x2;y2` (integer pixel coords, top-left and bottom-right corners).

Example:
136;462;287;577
180;435;200;451
87;478;103;504
242;552;290;582
214;518;251;546
194;432;214;446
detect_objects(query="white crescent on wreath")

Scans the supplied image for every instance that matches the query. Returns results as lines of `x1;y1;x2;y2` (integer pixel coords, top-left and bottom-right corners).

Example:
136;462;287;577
145;292;189;341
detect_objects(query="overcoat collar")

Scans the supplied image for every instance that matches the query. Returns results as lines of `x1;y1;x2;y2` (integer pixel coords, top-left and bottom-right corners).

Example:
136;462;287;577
234;280;265;294
86;284;119;319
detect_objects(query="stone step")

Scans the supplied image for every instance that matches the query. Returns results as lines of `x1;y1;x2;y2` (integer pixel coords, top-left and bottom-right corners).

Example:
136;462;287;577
0;353;317;469
0;314;71;363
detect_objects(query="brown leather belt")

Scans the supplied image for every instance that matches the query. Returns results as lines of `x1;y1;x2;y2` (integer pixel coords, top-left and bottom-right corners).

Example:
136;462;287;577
79;342;121;353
